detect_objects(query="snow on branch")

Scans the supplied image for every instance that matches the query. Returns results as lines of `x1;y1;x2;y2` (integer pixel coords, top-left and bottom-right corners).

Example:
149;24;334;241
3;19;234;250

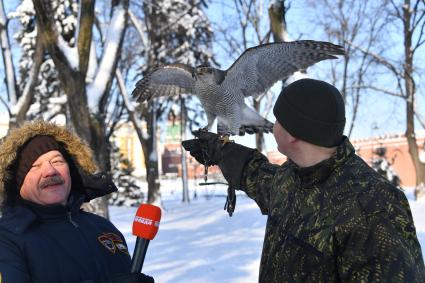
57;36;79;69
115;69;148;141
128;10;147;49
32;0;79;71
11;33;44;121
87;4;126;109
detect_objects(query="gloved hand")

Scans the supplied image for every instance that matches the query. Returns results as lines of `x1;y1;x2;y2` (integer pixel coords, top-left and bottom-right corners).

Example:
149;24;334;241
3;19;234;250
102;273;154;283
182;130;255;184
182;130;255;215
181;130;224;166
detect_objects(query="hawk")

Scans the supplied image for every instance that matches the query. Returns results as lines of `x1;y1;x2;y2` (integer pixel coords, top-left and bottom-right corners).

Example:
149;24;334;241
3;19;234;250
132;40;344;136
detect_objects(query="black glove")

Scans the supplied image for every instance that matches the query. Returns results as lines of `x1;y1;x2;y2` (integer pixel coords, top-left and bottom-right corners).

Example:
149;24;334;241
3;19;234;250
181;130;223;166
101;273;154;283
182;130;255;216
218;143;255;193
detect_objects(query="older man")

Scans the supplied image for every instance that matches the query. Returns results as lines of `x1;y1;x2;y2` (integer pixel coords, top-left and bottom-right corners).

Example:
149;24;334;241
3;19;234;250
183;78;425;282
0;121;153;283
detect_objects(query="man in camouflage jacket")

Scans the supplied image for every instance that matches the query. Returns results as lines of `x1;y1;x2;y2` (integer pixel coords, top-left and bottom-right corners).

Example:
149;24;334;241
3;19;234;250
183;79;425;282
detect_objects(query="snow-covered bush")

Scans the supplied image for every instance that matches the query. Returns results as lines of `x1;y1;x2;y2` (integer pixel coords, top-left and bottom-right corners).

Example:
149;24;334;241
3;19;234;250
109;141;144;207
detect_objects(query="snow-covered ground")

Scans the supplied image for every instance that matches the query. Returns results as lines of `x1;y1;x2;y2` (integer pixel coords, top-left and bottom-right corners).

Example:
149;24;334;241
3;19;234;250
110;181;425;283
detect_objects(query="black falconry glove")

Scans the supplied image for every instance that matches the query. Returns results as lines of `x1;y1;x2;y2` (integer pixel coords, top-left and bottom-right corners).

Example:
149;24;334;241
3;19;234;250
182;130;255;216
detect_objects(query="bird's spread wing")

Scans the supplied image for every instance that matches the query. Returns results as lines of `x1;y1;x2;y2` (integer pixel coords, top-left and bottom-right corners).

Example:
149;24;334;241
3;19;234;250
222;40;345;98
132;63;196;102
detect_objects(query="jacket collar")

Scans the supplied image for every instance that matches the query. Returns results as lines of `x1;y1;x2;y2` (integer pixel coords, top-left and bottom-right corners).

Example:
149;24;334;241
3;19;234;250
17;191;85;217
288;136;354;187
0;191;85;234
0;172;117;233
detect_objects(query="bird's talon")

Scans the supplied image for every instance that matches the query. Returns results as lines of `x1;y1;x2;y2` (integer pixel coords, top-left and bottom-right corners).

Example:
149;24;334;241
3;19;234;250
219;135;231;145
204;165;208;182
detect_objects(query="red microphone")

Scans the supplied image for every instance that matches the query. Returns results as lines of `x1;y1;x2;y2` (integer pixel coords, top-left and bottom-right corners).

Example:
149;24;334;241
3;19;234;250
130;204;161;273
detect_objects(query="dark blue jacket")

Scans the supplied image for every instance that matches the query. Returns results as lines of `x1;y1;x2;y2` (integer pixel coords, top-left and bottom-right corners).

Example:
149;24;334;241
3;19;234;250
0;192;131;283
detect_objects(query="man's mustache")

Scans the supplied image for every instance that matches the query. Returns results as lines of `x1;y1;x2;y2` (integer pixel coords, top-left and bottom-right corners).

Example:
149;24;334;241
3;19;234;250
39;175;65;189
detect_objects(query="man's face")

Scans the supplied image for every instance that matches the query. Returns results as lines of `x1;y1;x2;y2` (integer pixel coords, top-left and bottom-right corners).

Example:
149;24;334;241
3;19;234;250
273;121;293;156
20;150;72;206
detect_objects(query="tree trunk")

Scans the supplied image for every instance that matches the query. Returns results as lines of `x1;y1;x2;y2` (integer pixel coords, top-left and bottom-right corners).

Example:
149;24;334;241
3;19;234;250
181;97;190;202
145;100;161;204
401;0;425;199
269;0;289;42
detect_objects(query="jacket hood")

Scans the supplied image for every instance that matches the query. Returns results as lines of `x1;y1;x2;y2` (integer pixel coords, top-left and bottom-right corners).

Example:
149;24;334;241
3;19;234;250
0;121;99;205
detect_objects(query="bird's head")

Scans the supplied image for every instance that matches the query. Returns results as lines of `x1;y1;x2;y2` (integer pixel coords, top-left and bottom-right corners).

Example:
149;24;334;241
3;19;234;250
195;65;213;77
195;65;226;85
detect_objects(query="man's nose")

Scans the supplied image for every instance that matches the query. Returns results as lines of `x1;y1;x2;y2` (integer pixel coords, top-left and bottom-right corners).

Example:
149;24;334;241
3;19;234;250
41;161;58;177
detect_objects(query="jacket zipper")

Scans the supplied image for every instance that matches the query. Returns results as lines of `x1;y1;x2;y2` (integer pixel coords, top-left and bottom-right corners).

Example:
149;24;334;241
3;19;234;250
67;211;79;228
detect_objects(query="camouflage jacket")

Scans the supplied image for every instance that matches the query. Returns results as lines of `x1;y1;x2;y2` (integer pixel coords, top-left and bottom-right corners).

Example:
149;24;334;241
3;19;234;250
240;137;425;282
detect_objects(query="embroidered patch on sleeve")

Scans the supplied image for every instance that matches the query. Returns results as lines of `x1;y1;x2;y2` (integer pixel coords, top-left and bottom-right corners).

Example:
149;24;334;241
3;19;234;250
98;232;129;255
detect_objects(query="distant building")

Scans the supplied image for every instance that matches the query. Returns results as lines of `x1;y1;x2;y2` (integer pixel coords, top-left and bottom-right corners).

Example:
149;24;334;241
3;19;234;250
351;133;425;187
112;123;146;177
112;121;221;179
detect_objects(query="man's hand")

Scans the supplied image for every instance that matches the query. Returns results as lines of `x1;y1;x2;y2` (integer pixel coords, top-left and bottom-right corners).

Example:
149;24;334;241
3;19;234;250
182;130;256;216
181;130;225;166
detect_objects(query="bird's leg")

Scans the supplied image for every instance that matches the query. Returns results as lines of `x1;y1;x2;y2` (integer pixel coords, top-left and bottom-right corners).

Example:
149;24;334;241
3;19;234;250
204;163;208;182
219;134;231;145
201;149;209;183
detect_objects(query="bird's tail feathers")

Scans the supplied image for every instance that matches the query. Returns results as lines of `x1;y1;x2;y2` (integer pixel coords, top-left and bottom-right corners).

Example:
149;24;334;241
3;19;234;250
238;119;274;136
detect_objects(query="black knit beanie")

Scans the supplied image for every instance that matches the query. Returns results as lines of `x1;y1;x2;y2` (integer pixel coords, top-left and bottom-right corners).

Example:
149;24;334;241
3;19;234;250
15;135;65;190
273;79;346;147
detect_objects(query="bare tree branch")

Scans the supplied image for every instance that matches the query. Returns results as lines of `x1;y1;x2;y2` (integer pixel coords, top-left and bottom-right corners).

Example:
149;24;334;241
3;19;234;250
344;39;403;78
116;69;148;142
128;10;147;49
77;0;95;75
13;30;44;125
87;1;129;110
390;0;403;19
348;85;404;98
105;92;125;140
412;1;425;52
